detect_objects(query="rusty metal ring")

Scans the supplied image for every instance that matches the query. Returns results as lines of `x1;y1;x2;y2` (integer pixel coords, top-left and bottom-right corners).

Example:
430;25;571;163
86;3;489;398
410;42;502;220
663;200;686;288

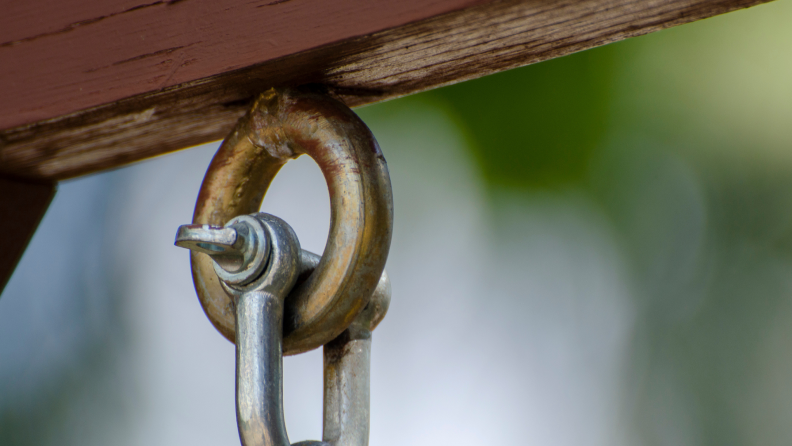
190;88;393;356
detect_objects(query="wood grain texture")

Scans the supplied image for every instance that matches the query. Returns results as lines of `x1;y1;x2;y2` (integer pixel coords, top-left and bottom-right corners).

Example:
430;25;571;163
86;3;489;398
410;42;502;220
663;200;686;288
0;0;488;130
0;177;56;295
0;0;772;180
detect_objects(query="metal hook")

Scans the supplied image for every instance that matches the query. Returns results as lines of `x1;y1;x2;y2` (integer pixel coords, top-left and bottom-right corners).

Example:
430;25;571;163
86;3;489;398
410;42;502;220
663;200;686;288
176;88;393;445
189;87;393;356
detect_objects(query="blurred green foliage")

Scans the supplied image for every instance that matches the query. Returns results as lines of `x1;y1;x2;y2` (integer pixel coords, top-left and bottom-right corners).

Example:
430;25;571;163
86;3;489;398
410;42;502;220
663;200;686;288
427;47;615;189
422;2;792;444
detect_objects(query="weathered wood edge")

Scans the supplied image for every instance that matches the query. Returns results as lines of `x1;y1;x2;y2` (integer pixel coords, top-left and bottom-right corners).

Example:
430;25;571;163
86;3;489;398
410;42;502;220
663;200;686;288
0;0;772;181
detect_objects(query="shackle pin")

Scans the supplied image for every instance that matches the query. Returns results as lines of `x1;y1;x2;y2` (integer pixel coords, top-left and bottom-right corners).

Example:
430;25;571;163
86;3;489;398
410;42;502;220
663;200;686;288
176;215;271;286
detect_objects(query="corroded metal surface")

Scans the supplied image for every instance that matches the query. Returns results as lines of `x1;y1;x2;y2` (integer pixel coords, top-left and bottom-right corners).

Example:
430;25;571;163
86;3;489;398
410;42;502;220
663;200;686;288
190;87;393;355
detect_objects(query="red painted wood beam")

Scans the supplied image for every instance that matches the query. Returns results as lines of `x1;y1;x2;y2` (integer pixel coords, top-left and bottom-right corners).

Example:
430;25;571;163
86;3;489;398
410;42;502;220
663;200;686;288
0;0;773;180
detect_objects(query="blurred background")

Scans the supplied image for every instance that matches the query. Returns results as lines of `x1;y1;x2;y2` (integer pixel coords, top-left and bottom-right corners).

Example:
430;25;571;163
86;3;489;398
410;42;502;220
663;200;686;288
2;1;791;444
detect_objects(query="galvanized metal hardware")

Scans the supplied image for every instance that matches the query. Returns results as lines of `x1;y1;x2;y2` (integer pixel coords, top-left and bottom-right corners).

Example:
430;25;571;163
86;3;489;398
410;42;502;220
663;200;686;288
176;213;390;446
190;87;393;356
175;87;393;446
176;215;272;286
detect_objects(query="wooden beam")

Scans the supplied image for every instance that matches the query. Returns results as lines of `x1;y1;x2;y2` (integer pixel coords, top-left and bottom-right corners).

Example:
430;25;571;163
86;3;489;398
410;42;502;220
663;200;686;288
0;177;56;295
0;0;771;181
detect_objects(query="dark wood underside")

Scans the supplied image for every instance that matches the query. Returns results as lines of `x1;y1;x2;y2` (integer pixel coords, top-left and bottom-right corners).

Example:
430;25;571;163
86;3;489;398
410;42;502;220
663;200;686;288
0;0;771;181
0;177;55;294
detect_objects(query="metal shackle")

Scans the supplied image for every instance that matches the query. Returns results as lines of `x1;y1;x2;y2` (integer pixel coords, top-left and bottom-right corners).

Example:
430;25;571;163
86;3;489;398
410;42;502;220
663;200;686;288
190;87;393;355
177;213;391;446
236;244;391;446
